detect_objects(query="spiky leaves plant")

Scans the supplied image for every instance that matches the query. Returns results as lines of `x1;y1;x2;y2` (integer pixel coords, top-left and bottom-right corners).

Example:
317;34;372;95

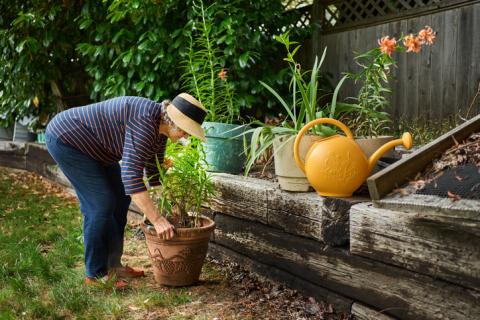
152;139;214;228
180;0;240;124
243;32;339;175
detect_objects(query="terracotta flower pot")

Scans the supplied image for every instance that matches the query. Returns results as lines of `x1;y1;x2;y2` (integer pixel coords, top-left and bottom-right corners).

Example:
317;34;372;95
141;216;215;286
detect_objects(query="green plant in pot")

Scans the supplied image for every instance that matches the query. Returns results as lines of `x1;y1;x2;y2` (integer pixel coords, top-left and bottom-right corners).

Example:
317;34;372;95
142;139;215;286
244;32;340;191
336;27;437;158
181;0;249;174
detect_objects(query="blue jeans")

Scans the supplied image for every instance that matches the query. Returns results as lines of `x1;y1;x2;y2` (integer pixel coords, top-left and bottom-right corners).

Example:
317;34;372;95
45;130;131;278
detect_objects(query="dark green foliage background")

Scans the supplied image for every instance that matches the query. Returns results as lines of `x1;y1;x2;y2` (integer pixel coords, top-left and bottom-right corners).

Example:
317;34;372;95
0;0;312;128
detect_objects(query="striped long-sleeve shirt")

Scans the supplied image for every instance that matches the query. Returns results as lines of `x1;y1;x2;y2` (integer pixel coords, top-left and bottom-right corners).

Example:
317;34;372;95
47;96;167;194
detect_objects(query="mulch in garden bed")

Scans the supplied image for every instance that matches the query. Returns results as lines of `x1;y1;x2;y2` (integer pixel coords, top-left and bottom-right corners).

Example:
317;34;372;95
396;131;480;200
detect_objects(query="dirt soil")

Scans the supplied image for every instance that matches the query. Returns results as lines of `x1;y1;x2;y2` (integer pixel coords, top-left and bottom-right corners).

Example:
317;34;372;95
6;167;351;320
123;227;351;320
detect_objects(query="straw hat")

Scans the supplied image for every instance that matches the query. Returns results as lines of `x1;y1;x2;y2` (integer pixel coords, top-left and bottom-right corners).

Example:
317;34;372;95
167;93;208;141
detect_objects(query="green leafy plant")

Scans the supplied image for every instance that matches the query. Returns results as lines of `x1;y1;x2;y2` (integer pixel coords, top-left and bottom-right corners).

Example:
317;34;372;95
0;1;89;130
181;0;241;123
151;139;215;228
336;48;394;138
243;32;337;174
76;0;311;116
335;26;437;138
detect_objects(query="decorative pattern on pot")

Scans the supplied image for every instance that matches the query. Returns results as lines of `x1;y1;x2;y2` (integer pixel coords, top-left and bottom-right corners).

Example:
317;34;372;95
147;246;206;276
141;216;215;287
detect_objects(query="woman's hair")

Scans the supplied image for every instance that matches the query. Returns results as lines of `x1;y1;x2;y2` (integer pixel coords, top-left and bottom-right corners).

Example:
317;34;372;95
160;100;177;128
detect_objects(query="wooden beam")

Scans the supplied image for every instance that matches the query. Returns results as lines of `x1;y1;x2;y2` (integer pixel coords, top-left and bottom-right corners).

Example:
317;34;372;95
210;173;270;223
367;114;480;200
25;143;56;177
210;173;367;246
0;141;26;170
208;243;354;314
351;303;397;320
214;213;480;320
350;202;480;291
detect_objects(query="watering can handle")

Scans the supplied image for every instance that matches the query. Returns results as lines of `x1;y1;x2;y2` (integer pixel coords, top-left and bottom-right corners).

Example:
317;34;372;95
293;118;354;173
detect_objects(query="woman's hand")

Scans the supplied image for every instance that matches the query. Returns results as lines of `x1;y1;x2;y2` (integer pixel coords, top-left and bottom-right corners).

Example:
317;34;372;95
131;191;175;240
152;216;175;240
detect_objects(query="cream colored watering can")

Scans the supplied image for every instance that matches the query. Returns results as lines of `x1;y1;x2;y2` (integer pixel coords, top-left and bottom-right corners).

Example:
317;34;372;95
293;118;413;197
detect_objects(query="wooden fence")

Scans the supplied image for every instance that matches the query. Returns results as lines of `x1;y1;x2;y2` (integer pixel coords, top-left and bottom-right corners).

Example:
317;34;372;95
299;0;480;121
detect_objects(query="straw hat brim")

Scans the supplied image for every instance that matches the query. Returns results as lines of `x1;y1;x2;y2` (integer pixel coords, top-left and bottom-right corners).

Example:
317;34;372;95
166;104;206;142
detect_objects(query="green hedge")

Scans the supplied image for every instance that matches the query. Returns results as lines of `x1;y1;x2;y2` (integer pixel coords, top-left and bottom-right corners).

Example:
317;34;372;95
0;0;312;128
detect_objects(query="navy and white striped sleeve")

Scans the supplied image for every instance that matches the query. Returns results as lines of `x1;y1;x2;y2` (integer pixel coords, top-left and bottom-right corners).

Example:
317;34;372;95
121;116;156;194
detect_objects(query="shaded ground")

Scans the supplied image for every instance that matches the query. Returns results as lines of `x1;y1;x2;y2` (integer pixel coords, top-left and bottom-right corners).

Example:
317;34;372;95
0;167;349;320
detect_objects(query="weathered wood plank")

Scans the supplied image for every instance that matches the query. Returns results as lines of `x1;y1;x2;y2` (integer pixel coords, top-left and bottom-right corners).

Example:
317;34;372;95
207;243;354;314
375;194;480;219
214;213;480;320
455;6;473;115
0;141;26;170
406;17;420;119
417;14;432;120
367;114;480;200
25;143;56;177
438;7;458;118
307;2;480;122
267;188;365;246
429;8;444;120
351;303;397;320
350;202;480;291
210;172;367;245
467;2;480;117
210;173;270;223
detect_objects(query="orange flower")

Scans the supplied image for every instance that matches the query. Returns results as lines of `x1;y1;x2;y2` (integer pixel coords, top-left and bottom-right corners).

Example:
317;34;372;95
403;34;422;53
418;26;436;45
378;36;397;56
218;68;227;81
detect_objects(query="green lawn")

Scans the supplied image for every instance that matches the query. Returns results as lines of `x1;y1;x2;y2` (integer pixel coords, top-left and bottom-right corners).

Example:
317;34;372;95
0;169;195;319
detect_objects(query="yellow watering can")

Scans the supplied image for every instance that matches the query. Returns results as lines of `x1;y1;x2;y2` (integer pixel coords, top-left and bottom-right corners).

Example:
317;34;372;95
293;118;413;197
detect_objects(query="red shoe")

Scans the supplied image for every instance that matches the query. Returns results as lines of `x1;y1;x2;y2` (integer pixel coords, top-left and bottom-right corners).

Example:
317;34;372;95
110;265;145;278
85;275;129;289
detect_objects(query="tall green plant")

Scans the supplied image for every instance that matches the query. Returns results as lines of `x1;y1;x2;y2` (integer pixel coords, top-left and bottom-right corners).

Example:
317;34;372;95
335;27;437;138
181;0;241;123
243;32;336;174
151;140;215;228
342;48;393;138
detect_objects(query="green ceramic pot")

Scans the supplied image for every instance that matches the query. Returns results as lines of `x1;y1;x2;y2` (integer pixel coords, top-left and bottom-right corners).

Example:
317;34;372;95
202;122;249;174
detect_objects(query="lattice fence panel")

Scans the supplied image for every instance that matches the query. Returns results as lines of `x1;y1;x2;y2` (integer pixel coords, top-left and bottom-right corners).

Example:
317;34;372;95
285;5;312;30
321;0;443;31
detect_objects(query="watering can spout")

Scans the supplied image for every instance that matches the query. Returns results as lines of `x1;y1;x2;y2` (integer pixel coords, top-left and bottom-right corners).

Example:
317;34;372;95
367;132;413;173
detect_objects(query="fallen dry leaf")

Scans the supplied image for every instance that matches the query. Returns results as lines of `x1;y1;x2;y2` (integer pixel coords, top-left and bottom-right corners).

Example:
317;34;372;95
447;191;461;202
